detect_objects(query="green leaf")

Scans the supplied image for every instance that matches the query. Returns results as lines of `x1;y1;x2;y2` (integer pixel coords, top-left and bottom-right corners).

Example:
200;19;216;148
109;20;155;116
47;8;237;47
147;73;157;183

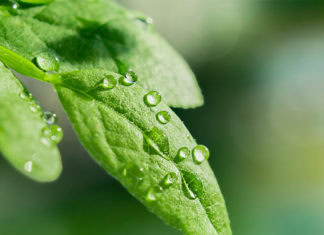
55;69;231;235
0;62;62;182
0;0;203;108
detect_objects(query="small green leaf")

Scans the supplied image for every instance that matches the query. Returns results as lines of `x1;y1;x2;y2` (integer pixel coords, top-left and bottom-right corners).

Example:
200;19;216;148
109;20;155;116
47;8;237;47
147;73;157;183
55;69;231;235
0;62;62;182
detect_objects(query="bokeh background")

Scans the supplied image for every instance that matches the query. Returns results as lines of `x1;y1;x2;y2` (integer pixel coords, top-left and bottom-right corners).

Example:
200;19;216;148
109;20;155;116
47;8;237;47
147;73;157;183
1;0;324;234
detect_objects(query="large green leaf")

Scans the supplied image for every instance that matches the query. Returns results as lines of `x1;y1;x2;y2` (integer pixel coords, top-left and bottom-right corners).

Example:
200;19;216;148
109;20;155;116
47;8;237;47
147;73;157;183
0;0;203;108
0;62;62;182
54;69;231;235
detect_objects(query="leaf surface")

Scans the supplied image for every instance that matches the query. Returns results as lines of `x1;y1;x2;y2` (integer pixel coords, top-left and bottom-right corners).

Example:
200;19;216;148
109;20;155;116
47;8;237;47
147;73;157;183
0;62;62;182
55;69;231;235
0;0;203;108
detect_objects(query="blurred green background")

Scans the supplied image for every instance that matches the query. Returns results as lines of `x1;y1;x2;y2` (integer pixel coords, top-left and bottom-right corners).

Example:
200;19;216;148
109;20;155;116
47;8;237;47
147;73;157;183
1;0;324;234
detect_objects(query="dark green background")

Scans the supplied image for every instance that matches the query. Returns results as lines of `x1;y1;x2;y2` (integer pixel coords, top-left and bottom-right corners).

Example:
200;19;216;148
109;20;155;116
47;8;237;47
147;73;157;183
1;1;324;234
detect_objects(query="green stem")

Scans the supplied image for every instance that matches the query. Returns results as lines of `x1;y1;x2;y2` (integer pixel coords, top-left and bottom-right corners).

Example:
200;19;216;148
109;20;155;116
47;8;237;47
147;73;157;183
0;45;60;84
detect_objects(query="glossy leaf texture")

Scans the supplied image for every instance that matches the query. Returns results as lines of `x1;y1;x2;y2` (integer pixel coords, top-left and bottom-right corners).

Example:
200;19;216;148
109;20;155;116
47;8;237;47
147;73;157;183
0;62;62;182
0;0;203;108
55;69;231;235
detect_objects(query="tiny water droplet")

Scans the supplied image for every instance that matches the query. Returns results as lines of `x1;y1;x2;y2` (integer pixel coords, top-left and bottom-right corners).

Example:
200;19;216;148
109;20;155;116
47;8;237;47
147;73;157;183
162;172;177;188
24;161;33;173
192;145;210;164
143;127;169;159
41;137;54;147
136;16;154;25
146;17;153;24
41;124;63;146
12;2;19;10
29;104;40;113
35;52;60;72
119;70;138;86
145;187;157;202
100;75;117;90
144;91;161;107
50;124;63;143
19;92;32;101
156;111;171;124
44;111;56;125
175;147;190;163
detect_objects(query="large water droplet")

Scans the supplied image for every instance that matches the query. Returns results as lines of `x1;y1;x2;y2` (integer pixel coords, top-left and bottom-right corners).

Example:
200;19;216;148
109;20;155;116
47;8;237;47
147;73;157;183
143;127;169;159
162;172;177;189
144;91;161;107
192;145;210;164
175;147;190;163
35;52;60;72
145;187;157;202
156;111;171;124
24;161;33;173
100;75;117;90
122;164;145;185
44;111;56;125
119;70;138;86
182;171;203;200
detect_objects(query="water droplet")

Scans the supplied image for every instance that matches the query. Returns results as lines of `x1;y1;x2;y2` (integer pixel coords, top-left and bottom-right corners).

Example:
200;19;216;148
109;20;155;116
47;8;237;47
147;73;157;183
44;111;56;125
119;70;138;86
156;111;171;124
19;91;32;101
29;103;40;113
175;147;190;163
143;127;169;159
122;164;145;185
35;52;60;72
24;161;33;173
145;187;157;202
41;124;63;146
136;16;154;25
50;124;63;143
12;2;19;10
162;172;177;188
100;75;117;90
182;171;203;200
146;17;153;24
144;91;161;107
41;137;54;147
192;145;210;164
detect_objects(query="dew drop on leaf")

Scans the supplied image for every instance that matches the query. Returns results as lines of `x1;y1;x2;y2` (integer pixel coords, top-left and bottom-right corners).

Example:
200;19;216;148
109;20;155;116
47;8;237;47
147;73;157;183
35;52;60;72
24;161;33;173
192;145;210;164
119;70;138;86
43;111;56;125
162;172;177;189
40;136;54;148
19;91;32;101
100;75;117;90
181;171;203;200
175;147;190;163
156;111;171;124
50;124;63;144
143;127;169;159
144;91;161;107
145;187;157;202
29;103;40;113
